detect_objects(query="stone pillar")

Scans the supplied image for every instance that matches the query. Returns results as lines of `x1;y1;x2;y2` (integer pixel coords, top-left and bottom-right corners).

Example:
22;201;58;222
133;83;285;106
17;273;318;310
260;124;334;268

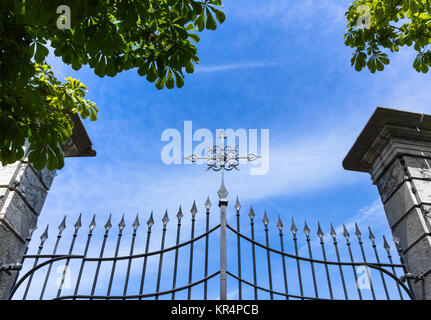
0;114;95;299
343;107;431;300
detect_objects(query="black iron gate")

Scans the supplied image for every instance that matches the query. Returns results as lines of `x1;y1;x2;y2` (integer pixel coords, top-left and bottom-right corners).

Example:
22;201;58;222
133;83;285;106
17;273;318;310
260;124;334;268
8;182;415;300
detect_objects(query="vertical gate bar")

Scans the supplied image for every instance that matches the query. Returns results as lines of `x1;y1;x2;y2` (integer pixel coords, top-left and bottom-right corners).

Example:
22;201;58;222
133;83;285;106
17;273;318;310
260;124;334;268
263;211;273;300
235;197;242;300
90;215;112;299
56;214;82;298
188;201;198;300
330;224;348;299
106;215;126;298
291;218;304;300
386;237;406;300
139;212;154;300
123;214;140;298
343;225;363;300
40;215;67;300
354;224;376;300
304;221;318;298
277;216;289;300
204;198;211;300
317;223;333;299
155;211;169;300
73;215;96;300
23;225;49;300
218;175;228;301
368;227;390;299
249;206;258;300
172;206;183;300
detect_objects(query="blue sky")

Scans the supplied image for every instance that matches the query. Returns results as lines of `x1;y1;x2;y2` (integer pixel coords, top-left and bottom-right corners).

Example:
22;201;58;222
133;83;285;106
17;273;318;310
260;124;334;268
16;0;431;300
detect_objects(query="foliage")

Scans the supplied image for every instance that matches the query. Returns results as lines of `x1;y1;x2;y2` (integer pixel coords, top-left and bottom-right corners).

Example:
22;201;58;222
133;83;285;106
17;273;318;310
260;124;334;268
0;0;225;170
344;0;431;73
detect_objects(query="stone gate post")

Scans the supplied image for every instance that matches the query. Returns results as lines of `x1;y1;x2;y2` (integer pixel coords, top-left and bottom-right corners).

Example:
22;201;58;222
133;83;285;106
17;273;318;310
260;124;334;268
343;107;431;300
0;114;95;299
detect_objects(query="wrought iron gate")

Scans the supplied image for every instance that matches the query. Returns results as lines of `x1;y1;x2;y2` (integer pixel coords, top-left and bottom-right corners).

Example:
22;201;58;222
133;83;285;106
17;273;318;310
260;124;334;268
8;181;415;300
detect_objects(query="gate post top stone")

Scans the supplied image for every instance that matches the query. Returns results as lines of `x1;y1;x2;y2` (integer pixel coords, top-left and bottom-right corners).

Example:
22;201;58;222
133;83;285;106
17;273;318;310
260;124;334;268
343;106;431;300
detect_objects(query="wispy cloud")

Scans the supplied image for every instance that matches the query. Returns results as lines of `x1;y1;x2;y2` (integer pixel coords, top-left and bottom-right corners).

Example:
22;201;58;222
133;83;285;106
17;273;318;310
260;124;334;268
196;61;281;73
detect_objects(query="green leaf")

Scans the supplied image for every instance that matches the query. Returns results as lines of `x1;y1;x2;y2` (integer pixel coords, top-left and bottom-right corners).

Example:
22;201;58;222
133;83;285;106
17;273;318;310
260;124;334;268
185;61;194;73
166;70;175;89
195;12;205;31
205;8;217;30
34;42;49;63
209;6;226;23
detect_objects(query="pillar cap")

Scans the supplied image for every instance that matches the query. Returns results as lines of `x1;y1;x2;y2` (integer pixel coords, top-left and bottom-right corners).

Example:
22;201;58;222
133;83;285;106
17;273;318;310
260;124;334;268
343;107;431;172
62;113;96;157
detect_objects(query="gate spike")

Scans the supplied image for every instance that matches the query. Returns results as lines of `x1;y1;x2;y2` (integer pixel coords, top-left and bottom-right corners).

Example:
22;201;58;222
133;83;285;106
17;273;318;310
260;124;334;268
217;175;228;199
383;235;391;254
290;217;297;235
58;215;66;233
176;206;184;223
354;223;362;239
248;205;255;220
190;200;198;218
162;210;170;227
74;214;82;233
104;214;112;232
147;211;154;229
133;213;140;231
118;214;126;232
317;222;324;241
40;225;49;244
368;226;375;243
263;210;269;227
277;215;283;232
205;197;211;211
234;196;241;212
330;223;337;240
342;224;350;240
89;215;96;232
303;221;310;238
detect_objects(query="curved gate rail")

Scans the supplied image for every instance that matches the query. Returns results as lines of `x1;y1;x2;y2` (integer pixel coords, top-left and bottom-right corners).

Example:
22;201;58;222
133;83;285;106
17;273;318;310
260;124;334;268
8;182;415;300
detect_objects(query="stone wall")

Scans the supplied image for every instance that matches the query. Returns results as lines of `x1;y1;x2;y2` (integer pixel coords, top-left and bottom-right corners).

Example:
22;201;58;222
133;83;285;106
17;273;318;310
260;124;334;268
0;157;55;299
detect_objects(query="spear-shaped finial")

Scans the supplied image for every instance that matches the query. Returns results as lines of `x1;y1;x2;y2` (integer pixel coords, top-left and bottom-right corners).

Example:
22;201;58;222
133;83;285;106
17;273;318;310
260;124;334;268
330;223;337;240
217;173;228;200
147;211;154;230
354;223;362;240
303;221;310;238
368;226;375;244
104;214;112;232
277;215;284;233
162;210;169;228
290;217;297;235
190;200;198;218
176;206;184;223
343;224;350;241
118;214;126;233
205;197;211;212
58;215;66;234
234;196;241;213
40;225;49;245
74;214;82;234
248;205;255;221
133;213;140;231
89;214;96;232
317;222;324;241
263;210;269;229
